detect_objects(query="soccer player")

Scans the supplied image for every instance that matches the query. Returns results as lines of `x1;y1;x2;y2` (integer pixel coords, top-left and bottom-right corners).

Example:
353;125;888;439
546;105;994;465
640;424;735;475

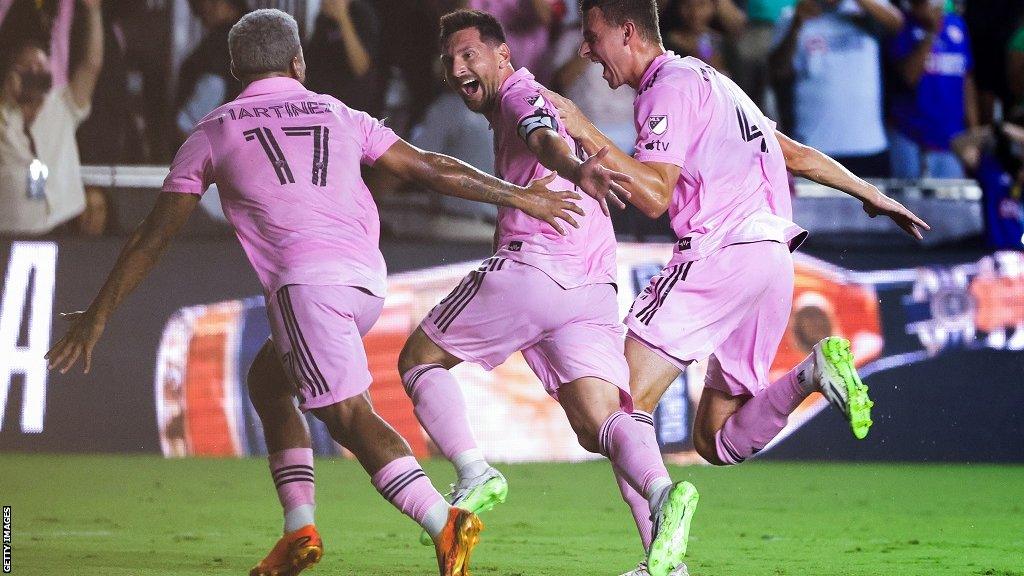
395;9;698;576
541;2;931;574
44;9;591;576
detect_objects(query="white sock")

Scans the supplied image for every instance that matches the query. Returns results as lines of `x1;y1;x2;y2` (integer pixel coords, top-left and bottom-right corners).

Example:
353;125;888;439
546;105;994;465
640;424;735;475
283;504;316;533
647;478;674;515
795;353;817;396
422;501;451;541
452;448;489;481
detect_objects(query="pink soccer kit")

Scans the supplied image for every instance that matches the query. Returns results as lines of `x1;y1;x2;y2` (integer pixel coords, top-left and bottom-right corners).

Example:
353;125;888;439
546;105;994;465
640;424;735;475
625;53;807;397
403;68;674;535
162;77;399;410
417;67;630;405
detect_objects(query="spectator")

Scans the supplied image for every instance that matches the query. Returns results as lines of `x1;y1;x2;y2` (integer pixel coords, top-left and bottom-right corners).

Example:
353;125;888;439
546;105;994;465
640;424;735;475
467;0;560;84
0;0;102;236
769;0;903;177
963;0;1024;125
0;0;76;88
408;64;497;220
661;0;738;74
1008;18;1024;118
76;0;144;166
305;0;383;116
887;0;977;178
174;0;245;142
952;121;1024;249
731;0;794;110
376;0;450;135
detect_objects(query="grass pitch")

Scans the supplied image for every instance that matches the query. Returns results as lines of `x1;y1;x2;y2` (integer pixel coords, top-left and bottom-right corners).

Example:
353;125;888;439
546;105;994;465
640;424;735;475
2;455;1021;576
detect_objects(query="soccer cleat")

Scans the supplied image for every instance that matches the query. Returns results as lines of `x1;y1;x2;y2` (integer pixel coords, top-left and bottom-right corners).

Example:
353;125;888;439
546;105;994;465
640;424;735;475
434;507;484;576
249;524;323;576
813;336;874;440
647;481;699;576
419;467;508;546
619;560;689;576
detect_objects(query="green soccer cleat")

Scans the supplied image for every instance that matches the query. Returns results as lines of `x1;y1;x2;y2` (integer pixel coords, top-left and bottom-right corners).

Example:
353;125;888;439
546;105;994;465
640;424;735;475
647;481;699;576
619;560;689;576
419;467;508;546
814;336;874;440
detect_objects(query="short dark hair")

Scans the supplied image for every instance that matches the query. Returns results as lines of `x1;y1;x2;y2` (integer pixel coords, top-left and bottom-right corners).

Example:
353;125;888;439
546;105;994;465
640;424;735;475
0;39;49;83
439;9;507;52
579;0;661;44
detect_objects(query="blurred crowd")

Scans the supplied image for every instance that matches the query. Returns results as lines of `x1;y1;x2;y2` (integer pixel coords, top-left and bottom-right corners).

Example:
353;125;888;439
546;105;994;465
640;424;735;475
0;0;1022;246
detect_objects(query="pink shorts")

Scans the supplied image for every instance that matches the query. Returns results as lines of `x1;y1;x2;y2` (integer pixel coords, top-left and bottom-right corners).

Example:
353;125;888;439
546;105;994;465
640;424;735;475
625;241;794;398
420;257;632;410
266;284;384;410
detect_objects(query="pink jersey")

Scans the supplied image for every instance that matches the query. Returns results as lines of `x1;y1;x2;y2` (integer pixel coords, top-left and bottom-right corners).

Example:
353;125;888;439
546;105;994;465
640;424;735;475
633;53;807;264
162;77;399;297
490;67;617;289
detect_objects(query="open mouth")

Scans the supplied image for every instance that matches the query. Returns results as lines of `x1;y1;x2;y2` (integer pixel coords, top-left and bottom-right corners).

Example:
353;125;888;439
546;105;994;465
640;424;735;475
460;77;481;98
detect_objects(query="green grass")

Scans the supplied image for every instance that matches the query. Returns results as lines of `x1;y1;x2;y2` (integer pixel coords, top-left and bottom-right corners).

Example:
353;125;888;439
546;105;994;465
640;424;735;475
2;455;1022;575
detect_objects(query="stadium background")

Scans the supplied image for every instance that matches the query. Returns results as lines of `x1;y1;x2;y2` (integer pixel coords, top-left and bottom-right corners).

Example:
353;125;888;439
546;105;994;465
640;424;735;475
1;0;1023;574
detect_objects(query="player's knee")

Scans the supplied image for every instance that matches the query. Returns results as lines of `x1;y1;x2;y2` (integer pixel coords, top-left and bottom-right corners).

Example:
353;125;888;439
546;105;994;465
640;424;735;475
397;342;420;376
313;395;369;444
565;414;603;454
398;330;441;376
247;344;289;414
693;431;730;466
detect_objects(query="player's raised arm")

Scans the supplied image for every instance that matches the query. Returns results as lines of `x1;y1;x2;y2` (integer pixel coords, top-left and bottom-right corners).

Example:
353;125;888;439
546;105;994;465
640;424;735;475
542;89;679;218
45;192;201;373
374;138;585;235
775;130;931;240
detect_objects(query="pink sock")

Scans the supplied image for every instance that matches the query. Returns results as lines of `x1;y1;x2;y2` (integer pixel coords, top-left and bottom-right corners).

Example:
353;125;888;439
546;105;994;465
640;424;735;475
402;364;479;460
599;411;671;501
614;411;656;552
371;456;444;525
269;448;315;514
716;361;814;465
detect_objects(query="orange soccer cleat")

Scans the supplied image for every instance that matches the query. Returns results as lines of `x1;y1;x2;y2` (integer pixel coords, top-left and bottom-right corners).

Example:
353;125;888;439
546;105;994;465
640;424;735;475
250;524;323;576
434;507;484;576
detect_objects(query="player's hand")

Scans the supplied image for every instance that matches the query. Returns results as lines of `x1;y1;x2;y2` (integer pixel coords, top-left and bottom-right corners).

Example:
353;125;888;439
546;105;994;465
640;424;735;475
862;189;931;240
45;310;106;374
519;172;586;235
541;89;590;139
577;146;632;216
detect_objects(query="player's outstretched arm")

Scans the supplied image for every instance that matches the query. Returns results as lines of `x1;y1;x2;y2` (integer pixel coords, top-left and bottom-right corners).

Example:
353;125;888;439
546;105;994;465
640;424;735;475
45;193;201;374
375;139;585;234
525;127;632;216
541;89;680;219
776;130;931;240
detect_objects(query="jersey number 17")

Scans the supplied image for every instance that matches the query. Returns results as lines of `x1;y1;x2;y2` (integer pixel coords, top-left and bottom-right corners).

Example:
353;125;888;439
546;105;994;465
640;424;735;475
242;125;330;186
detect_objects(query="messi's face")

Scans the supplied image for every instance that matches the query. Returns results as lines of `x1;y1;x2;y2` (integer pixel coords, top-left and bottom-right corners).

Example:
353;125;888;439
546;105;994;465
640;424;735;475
579;7;630;90
442;27;510;114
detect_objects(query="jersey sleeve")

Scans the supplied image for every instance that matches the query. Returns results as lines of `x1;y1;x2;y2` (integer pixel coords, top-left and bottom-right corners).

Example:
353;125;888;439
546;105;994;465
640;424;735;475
354;108;400;166
162;128;214;195
633;78;695;169
502;88;561;143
